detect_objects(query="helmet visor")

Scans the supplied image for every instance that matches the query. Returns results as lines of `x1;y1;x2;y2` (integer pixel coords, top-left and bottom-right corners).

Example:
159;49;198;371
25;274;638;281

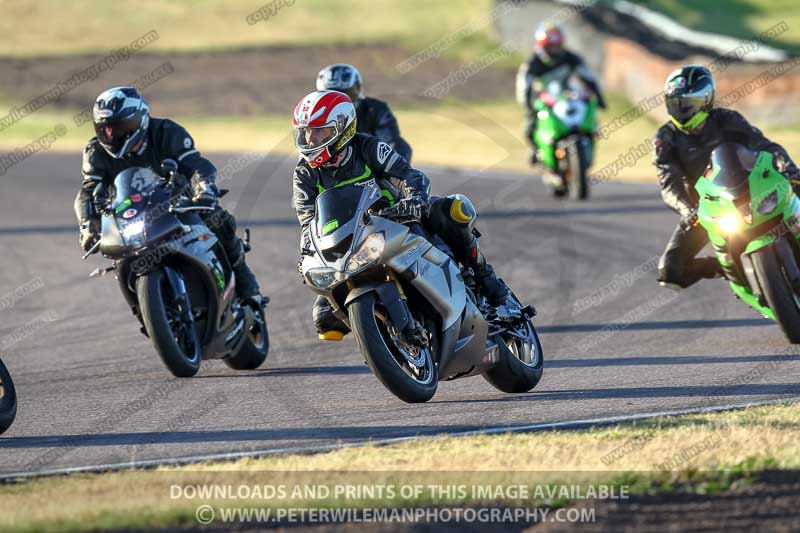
665;77;713;124
95;116;140;152
666;94;708;124
295;124;339;153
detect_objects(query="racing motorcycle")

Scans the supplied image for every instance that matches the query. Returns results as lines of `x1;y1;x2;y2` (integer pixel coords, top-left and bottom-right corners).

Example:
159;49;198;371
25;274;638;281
0;358;16;435
695;142;800;343
300;180;543;403
84;162;269;377
531;79;597;200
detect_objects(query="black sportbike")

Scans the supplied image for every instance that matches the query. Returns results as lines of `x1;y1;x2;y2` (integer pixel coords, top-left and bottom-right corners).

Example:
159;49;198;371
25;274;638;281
0;358;16;435
85;162;269;377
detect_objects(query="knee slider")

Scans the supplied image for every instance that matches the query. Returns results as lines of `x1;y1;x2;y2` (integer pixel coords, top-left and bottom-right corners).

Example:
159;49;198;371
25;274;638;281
658;264;686;287
447;194;476;230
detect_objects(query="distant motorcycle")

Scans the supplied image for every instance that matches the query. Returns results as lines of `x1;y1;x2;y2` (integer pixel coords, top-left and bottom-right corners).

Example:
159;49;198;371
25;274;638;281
300;180;543;402
85;162;269;377
0;359;16;435
531;79;597;199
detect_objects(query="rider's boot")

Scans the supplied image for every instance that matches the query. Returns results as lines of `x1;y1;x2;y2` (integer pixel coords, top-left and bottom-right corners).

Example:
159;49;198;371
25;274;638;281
466;238;509;307
226;239;261;302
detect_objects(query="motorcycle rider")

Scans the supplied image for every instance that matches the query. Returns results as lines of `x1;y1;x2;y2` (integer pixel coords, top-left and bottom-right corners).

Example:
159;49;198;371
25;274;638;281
654;65;799;289
74;86;262;301
516;22;607;164
292;90;508;340
316;63;413;163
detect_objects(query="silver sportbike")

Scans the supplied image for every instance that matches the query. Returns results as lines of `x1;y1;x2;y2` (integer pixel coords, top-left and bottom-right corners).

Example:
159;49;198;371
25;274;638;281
300;180;543;402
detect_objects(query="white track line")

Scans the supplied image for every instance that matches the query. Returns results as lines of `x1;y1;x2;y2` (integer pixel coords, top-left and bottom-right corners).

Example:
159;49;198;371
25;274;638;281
3;396;799;481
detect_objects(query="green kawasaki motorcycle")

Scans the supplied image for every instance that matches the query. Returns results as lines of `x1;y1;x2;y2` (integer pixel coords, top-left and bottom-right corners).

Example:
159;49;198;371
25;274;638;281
695;142;800;343
532;80;598;199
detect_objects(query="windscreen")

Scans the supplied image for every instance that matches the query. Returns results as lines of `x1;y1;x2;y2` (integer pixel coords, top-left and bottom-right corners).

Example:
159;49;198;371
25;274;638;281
708;143;758;195
111;167;162;213
315;185;367;237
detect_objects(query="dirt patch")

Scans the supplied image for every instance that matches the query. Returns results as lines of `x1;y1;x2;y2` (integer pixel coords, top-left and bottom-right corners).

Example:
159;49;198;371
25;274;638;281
0;44;516;117
536;470;800;533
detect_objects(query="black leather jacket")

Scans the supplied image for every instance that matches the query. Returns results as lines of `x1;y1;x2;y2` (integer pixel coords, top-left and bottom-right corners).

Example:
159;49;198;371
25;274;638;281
355;97;412;162
292;133;428;232
653;108;798;217
74;117;217;223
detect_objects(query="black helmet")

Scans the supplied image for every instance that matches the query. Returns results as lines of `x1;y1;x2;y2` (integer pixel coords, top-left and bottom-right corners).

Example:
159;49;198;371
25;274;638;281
316;64;363;102
664;65;714;132
93;87;150;158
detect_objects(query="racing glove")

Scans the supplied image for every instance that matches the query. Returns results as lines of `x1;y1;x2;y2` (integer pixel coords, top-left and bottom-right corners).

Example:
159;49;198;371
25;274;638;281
192;180;218;207
394;194;430;221
79;218;101;251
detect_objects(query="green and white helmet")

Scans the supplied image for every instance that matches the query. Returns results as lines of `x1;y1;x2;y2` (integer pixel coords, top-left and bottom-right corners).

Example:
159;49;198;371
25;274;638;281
664;65;715;132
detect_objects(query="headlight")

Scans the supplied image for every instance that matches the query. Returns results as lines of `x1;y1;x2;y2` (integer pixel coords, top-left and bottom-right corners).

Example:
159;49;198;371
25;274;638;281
757;191;779;215
121;219;145;240
346;233;385;273
307;268;337;289
717;213;741;234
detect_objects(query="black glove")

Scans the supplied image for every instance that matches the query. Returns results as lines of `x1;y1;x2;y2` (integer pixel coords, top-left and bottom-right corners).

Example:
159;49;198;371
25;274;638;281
192;180;218;207
680;209;698;229
79;218;101;252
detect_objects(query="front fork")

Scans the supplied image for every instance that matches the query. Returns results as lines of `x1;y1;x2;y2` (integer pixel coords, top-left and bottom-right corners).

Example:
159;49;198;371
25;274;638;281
164;266;196;329
348;272;428;349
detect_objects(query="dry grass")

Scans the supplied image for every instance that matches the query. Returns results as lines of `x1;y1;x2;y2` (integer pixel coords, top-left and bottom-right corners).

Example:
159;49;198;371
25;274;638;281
1;402;799;532
0;0;498;59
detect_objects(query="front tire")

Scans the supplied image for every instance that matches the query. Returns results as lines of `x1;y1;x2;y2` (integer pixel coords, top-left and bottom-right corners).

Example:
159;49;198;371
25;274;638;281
0;359;17;435
568;141;589;201
349;292;438;403
137;270;202;377
751;241;800;343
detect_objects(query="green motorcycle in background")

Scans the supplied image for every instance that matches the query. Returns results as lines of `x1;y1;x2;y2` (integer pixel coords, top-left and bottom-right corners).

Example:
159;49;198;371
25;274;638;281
695;142;800;343
532;80;598;199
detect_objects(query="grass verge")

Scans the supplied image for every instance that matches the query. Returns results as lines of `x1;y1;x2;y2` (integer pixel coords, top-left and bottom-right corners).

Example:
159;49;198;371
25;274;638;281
0;0;509;62
632;0;800;55
1;402;798;532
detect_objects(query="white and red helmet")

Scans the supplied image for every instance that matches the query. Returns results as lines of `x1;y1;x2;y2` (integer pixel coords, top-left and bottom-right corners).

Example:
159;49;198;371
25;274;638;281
293;90;357;167
534;22;565;62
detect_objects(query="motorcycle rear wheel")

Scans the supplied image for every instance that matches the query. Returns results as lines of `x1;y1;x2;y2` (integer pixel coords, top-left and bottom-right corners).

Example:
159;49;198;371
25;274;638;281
483;293;544;393
225;306;269;370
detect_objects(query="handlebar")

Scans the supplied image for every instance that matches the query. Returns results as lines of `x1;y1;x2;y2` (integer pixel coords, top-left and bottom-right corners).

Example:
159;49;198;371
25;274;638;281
169;205;216;214
370;204;422;223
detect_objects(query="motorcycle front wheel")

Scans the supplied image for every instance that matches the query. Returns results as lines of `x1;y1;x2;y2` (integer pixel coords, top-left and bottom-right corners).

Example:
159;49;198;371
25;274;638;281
349;292;438;403
751;239;800;344
137;270;202;377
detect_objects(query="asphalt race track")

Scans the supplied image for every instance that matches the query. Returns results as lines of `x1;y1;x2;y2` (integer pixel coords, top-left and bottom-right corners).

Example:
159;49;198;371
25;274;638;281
1;151;799;477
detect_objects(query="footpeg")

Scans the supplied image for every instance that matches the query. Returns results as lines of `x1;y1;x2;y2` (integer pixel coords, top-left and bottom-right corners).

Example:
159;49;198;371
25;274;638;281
521;304;537;318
